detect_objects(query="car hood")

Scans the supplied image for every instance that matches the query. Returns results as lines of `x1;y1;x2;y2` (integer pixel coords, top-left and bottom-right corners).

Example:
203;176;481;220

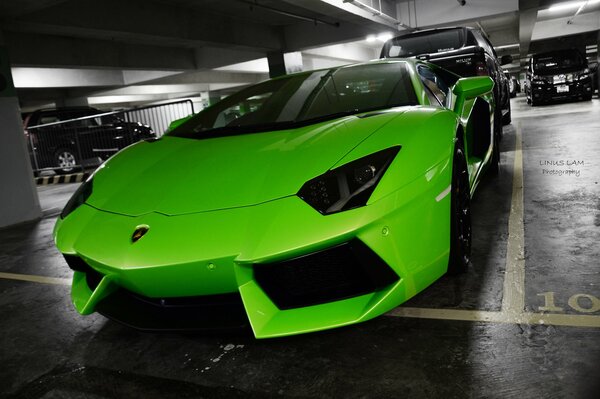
87;111;406;216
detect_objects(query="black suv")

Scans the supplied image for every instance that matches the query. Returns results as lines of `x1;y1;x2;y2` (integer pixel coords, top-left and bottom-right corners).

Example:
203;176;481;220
525;48;593;105
380;27;513;131
23;107;155;173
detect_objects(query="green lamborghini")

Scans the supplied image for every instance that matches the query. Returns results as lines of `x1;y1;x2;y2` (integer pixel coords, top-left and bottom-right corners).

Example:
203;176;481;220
54;59;498;338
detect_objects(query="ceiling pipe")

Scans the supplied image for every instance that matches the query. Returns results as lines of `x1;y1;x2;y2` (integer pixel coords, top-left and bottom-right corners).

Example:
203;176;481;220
567;0;590;24
342;0;414;30
239;0;340;27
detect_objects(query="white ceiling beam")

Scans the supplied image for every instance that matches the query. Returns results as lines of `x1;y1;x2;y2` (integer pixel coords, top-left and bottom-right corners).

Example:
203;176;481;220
532;11;600;41
302;42;379;62
12;68;125;88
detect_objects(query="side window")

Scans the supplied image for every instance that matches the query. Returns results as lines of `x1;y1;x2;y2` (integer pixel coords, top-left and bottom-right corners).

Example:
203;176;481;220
213;92;274;128
418;66;449;107
39;113;60;125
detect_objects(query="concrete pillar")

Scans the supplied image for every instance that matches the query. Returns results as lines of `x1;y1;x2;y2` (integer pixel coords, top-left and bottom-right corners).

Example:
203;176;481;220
267;51;303;78
0;34;42;228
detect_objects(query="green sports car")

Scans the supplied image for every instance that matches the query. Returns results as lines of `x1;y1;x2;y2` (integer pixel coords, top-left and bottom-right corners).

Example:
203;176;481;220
54;59;498;338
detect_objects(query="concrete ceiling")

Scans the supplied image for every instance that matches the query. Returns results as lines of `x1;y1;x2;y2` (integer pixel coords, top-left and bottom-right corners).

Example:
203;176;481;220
1;0;598;111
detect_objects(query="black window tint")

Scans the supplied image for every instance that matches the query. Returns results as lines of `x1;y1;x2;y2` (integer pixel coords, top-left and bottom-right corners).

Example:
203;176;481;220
383;29;465;58
532;50;585;74
418;66;449;106
465;30;478;46
301;63;417;120
170;62;418;138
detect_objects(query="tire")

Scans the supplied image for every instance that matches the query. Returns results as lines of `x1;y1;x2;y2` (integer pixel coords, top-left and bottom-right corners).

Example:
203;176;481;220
54;148;77;174
447;142;472;275
494;105;503;142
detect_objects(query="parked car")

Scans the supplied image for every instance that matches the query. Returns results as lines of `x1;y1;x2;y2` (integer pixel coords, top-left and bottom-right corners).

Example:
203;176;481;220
524;48;593;106
23;107;155;173
55;59;497;337
380;27;513;132
589;61;598;96
505;71;520;98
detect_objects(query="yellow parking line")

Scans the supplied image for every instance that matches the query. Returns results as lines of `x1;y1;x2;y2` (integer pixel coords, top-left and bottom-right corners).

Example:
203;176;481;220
0;272;70;286
387;307;506;323
386;123;600;329
386;307;600;328
502;122;526;314
1;271;598;328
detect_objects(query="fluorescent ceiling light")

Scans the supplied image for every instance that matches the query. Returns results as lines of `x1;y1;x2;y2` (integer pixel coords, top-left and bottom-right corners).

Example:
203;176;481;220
376;33;393;42
366;32;393;43
548;0;600;12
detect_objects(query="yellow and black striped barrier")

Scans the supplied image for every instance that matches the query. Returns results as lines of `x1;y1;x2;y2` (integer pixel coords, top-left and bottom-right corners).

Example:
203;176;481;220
35;172;90;185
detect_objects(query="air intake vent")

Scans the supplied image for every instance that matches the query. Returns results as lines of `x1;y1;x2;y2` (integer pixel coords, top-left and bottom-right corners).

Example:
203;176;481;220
253;239;399;310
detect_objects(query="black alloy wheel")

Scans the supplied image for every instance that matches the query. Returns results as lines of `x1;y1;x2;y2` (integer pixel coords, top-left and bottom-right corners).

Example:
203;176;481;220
447;142;472;274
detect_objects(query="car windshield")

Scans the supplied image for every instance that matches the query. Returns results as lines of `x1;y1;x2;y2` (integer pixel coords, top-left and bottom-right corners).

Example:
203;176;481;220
169;62;417;138
533;51;585;74
382;29;465;58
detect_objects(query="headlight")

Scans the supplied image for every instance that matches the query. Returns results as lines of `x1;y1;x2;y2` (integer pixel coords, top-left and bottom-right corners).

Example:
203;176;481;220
577;74;589;81
298;147;400;215
60;178;93;219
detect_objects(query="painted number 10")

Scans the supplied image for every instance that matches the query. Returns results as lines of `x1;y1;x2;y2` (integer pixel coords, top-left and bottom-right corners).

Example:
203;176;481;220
537;292;600;313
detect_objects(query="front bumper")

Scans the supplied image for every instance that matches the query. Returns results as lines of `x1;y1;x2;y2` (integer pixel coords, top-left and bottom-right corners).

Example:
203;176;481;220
531;80;592;102
55;163;451;338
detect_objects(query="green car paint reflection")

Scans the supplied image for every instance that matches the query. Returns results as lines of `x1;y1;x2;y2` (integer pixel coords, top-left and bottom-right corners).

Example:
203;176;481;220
54;59;497;338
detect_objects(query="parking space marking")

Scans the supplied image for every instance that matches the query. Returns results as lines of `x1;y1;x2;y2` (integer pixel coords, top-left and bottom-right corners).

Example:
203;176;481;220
387;307;600;328
1;270;599;328
501;122;525;315
0;272;70;286
387;121;600;329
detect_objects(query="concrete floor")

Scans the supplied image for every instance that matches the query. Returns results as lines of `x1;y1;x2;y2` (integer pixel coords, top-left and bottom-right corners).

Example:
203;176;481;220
1;95;599;398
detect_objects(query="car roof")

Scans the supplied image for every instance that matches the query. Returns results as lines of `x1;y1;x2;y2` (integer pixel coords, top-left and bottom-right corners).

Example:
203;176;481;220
389;26;475;39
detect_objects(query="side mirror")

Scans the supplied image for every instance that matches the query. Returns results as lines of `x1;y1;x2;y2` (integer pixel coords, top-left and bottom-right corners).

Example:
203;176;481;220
500;55;513;65
452;76;494;115
453;76;494;99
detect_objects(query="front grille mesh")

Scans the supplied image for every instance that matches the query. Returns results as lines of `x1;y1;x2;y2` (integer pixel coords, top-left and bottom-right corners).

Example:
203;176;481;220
253;240;399;310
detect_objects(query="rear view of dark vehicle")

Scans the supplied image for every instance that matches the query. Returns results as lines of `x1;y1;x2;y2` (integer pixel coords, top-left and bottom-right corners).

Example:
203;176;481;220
380;27;512;129
24;107;155;174
525;49;593;106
